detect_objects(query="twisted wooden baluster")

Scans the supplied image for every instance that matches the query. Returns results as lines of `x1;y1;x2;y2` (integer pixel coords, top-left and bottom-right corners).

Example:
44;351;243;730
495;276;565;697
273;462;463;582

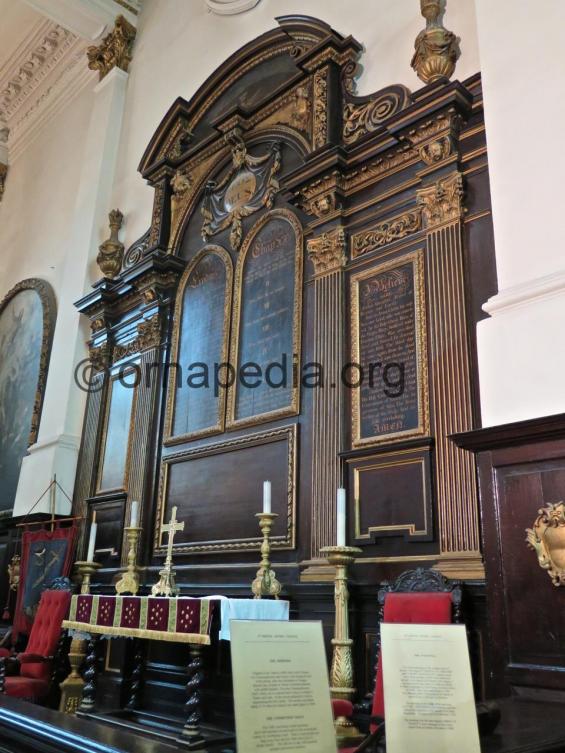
182;645;205;746
126;638;145;711
78;637;98;712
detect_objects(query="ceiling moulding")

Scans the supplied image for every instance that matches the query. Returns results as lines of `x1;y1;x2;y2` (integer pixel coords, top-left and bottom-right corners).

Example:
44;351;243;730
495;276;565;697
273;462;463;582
20;0;141;41
205;0;261;15
0;18;96;162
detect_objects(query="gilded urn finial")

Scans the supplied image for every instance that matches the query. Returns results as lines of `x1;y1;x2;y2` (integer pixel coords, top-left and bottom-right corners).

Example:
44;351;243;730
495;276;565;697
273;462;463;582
411;0;460;84
97;209;124;279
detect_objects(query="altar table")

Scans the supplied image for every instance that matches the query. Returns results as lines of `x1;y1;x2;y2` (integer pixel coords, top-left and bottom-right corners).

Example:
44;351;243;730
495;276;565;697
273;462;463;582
61;594;289;749
62;594;216;749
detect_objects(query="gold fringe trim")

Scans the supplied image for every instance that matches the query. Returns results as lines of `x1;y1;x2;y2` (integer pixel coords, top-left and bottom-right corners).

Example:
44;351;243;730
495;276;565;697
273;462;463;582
62;620;211;645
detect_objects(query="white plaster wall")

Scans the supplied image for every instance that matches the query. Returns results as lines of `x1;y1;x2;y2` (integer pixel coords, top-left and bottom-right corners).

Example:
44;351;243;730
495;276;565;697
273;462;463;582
112;0;480;248
0;81;96;298
474;0;565;426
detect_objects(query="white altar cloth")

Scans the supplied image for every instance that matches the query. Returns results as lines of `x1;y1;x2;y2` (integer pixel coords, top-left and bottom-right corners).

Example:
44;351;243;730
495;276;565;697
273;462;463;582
203;596;290;640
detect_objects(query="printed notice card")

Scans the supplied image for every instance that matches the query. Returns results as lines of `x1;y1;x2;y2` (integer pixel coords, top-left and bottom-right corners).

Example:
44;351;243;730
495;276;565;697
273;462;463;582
230;620;337;753
381;622;481;753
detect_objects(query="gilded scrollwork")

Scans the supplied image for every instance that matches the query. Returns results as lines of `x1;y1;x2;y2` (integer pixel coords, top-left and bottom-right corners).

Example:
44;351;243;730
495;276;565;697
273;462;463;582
343;87;411;145
113;312;162;362
526;502;565;586
351;210;422;258
313;68;328;148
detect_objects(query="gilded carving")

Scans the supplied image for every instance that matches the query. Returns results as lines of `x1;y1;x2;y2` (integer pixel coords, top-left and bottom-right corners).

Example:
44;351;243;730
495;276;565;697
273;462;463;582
411;0;460;84
149;181;165;248
296;172;345;219
419;135;453;165
351;210;422;258
113;312;162;361
7;554;20;591
137;314;162;350
124;228;150;268
97;209;124;279
345;144;418;192
404;111;460;165
87;15;136;81
201;131;281;251
526;502;565;586
171;167;192;232
91;318;105;333
255;83;311;135
417;172;464;228
88;342;111;372
307;227;347;276
343;87;410;145
313;68;328;148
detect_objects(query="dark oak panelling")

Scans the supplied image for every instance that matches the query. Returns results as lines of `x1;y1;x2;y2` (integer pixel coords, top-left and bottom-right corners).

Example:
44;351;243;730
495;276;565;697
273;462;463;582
454;414;565;698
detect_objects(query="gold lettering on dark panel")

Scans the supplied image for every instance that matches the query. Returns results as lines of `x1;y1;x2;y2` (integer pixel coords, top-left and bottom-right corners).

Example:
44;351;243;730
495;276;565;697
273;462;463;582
165;246;232;444
227;209;302;429
351;250;429;446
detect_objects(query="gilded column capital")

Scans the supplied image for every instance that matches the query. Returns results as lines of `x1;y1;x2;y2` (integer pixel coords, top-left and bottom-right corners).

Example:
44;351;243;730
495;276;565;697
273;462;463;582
87;15;136;81
416;172;463;229
307;227;347;276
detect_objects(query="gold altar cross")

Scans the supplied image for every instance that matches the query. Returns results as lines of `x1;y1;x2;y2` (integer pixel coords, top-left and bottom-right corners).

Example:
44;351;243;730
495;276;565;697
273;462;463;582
163;506;184;564
151;506;185;597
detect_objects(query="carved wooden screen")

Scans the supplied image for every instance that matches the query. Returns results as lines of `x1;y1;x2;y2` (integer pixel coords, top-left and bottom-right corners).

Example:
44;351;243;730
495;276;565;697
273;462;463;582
74;19;496;702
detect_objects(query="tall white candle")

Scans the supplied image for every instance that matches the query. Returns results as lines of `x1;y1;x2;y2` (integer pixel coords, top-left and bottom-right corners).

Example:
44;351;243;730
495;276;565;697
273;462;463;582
87;511;97;562
263;481;272;514
130;500;139;528
337;488;346;547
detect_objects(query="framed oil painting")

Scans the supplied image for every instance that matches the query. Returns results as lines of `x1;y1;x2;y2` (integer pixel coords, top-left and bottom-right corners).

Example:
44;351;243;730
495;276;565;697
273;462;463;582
0;279;56;513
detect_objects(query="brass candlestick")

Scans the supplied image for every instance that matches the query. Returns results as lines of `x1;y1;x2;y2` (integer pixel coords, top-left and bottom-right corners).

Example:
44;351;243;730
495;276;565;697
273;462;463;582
115;526;142;595
321;545;362;744
251;512;282;599
59;560;102;714
74;560;102;595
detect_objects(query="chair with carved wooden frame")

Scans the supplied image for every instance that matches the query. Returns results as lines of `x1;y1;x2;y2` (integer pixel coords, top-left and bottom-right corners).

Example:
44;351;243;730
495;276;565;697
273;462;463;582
335;568;462;753
0;578;72;704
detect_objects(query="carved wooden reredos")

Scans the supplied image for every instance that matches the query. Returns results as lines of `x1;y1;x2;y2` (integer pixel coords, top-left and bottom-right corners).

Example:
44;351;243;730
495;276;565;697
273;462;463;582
74;16;496;586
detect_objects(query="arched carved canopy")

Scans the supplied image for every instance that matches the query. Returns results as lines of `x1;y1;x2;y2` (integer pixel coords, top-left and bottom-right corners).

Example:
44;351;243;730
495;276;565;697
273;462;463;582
134;15;412;259
0;278;56;511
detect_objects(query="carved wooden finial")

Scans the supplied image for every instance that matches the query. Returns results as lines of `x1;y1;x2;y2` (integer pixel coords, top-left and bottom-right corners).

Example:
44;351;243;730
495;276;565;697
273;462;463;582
97;209;124;279
87;15;136;81
411;0;460;84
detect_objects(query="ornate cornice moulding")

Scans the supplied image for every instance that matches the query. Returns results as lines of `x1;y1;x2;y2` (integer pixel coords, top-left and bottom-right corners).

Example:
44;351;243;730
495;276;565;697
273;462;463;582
0;18;94;162
204;0;261;14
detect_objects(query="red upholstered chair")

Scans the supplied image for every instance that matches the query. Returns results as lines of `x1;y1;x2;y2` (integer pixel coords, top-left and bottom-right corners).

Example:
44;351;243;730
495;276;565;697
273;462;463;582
336;568;462;753
0;588;71;703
